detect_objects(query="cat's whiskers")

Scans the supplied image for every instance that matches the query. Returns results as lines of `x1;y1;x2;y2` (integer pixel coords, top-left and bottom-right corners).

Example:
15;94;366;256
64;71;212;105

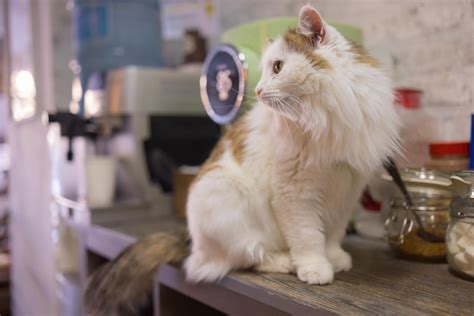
227;86;259;102
278;83;312;96
282;94;311;132
273;99;295;151
273;92;309;132
264;91;304;130
207;80;260;102
288;95;312;133
207;79;310;133
279;99;307;135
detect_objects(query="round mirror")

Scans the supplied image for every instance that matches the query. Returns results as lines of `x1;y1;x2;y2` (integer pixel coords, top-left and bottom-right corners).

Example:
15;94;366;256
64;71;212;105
200;44;247;125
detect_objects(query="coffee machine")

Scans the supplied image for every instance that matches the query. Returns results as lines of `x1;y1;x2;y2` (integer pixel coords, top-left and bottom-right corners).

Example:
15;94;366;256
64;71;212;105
60;0;220;207
100;66;220;204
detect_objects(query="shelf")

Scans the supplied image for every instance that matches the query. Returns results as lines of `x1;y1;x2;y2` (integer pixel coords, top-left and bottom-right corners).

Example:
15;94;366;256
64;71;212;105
155;237;474;315
81;208;474;315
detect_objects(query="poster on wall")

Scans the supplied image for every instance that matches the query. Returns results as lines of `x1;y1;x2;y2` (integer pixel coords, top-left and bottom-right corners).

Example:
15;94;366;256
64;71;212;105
161;0;219;40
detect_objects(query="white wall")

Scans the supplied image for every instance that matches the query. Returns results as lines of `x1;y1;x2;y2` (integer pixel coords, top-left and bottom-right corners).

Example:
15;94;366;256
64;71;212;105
50;0;474;112
50;0;74;111
219;0;473;111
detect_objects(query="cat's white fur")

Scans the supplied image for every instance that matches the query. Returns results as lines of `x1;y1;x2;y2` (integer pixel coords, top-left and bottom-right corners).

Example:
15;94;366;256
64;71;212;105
185;5;400;285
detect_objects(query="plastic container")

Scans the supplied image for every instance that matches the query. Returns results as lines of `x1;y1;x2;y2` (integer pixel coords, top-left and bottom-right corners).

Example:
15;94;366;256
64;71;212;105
85;156;117;208
446;171;474;281
470;114;474;169
172;166;198;218
394;88;430;168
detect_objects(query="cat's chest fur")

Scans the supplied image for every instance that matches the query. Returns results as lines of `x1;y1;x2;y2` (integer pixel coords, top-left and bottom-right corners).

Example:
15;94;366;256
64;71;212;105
239;106;365;225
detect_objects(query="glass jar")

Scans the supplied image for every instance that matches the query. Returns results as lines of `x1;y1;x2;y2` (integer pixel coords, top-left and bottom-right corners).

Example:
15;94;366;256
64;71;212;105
446;171;474;281
386;196;450;261
393;88;430;168
426;142;470;173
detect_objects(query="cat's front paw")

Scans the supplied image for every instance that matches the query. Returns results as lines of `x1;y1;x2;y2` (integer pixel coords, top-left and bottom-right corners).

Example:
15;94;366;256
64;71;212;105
327;247;352;272
296;258;334;285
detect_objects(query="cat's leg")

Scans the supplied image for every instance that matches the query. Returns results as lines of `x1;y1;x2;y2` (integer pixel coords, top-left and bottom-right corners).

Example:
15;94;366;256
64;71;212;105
326;181;365;273
326;222;352;273
272;198;334;285
185;172;263;282
254;251;294;274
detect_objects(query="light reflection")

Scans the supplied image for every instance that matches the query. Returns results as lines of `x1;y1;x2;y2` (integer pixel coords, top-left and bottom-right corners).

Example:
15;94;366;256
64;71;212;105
11;70;37;121
12;70;36;98
69;77;82;114
84;89;104;117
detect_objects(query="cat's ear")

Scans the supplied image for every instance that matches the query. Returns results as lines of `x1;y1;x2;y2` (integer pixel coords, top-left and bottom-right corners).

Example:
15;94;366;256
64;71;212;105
262;38;273;51
298;5;326;44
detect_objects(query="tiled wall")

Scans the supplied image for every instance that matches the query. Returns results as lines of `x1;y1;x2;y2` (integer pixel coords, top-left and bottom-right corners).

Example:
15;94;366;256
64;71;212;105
219;0;474;112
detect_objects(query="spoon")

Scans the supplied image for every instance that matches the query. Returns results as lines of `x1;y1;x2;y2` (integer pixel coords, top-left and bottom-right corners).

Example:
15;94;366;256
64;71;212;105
383;157;444;243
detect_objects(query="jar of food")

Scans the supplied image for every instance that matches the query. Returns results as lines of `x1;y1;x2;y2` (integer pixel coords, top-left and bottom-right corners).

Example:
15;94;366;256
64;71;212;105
424;105;472;173
426;142;470;173
446;171;474;281
386;196;450;261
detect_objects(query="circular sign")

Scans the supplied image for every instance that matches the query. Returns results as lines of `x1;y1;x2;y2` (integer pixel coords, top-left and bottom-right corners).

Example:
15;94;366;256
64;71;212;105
200;44;247;125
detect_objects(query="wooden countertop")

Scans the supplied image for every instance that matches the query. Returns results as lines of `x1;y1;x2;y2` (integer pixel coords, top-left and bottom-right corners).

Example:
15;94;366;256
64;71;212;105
83;207;474;315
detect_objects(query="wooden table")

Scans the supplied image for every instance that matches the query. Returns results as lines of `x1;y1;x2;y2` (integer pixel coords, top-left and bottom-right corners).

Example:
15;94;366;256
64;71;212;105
82;207;474;316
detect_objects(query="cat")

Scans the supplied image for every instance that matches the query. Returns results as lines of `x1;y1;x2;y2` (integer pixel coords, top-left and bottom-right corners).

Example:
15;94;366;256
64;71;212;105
185;4;399;284
86;4;400;315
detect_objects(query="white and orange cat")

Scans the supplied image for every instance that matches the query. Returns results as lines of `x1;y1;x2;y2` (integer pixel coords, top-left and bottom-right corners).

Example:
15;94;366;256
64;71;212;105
86;5;400;314
185;5;399;285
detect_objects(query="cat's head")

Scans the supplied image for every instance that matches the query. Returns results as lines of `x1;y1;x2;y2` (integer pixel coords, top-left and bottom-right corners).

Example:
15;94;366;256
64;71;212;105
256;5;384;136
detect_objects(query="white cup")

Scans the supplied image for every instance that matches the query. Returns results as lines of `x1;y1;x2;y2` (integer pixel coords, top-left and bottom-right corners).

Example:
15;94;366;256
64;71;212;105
86;156;117;209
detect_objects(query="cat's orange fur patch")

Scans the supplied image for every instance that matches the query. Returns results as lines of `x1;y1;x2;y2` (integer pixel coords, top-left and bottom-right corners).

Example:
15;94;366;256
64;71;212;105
193;117;249;185
193;140;225;185
227;118;249;164
283;29;330;70
347;40;379;67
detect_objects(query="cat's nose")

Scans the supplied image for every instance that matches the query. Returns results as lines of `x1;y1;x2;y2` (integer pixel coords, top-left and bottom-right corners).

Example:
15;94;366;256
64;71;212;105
255;88;263;97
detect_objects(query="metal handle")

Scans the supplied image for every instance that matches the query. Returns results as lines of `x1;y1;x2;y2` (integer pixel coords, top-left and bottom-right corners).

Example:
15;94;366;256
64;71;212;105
450;176;472;197
385;209;414;245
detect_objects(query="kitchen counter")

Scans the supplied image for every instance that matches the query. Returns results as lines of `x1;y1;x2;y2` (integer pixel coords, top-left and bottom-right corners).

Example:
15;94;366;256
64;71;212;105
82;207;474;316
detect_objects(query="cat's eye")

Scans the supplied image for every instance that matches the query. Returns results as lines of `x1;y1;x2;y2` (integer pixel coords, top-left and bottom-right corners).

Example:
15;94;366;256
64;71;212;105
273;60;284;74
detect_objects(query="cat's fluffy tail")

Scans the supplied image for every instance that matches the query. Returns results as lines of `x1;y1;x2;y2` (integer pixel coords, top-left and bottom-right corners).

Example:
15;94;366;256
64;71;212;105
85;230;189;316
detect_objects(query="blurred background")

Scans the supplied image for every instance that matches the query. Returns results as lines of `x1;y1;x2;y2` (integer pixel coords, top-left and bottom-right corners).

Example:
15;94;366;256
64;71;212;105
0;0;472;315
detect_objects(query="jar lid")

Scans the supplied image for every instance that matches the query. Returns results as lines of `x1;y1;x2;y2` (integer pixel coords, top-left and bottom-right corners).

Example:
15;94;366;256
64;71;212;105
451;170;474;199
451;209;474;219
392;196;451;212
450;199;474;218
429;142;470;157
382;168;453;198
450;171;474;218
394;88;423;109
